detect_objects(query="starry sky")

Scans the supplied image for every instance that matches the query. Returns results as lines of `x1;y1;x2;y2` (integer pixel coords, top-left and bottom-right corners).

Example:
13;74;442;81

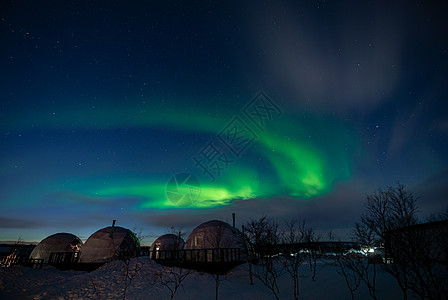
1;0;447;244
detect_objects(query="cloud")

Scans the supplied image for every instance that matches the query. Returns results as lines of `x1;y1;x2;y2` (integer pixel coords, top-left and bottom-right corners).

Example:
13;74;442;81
42;190;143;207
411;168;448;216
135;180;370;239
0;216;51;229
387;103;425;157
241;1;405;114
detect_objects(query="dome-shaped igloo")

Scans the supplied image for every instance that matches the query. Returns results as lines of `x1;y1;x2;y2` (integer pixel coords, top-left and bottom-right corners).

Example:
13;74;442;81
79;226;139;263
185;220;242;249
29;233;82;263
150;234;185;252
150;233;185;260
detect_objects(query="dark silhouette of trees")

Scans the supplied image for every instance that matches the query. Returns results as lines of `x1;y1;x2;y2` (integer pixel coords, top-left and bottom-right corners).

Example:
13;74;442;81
306;230;321;281
151;266;194;300
240;224;255;285
203;221;234;300
244;217;318;300
150;227;194;300
278;219;311;300
355;183;448;299
244;216;284;300
327;231;361;300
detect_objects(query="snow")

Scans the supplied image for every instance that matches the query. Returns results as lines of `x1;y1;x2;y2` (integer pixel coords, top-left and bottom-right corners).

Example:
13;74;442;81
0;257;419;299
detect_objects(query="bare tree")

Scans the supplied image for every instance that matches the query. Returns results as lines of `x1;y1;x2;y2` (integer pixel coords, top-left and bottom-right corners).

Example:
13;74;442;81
326;214;379;300
150;227;195;300
203;221;234;300
351;222;379;300
240;224;255;285
306;229;321;281
116;228;142;300
326;231;361;300
151;266;194;300
356;183;448;299
121;258;141;299
168;226;187;246
104;226;141;300
89;246;141;300
211;272;230;300
245;216;284;300
277;219;310;300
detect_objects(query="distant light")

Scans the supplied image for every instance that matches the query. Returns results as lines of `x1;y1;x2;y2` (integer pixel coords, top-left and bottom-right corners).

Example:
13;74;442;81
368;248;375;253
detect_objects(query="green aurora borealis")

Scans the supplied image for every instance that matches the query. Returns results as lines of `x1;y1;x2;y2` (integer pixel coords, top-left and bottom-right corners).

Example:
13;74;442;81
2;96;358;209
3;0;446;244
31;107;357;209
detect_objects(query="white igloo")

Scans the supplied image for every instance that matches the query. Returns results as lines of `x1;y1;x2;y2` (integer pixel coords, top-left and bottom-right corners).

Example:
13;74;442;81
29;233;82;263
79;226;139;263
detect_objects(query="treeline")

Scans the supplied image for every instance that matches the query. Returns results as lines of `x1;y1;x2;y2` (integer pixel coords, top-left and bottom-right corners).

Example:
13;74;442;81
237;183;448;300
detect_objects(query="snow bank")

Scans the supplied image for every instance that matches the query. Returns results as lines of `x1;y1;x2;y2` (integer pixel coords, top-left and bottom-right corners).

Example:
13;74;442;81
0;258;419;299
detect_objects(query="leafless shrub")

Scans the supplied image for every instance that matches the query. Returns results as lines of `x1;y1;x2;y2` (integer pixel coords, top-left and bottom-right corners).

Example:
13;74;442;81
277;219;310;300
244;216;284;300
151;265;194;300
327;231;361;300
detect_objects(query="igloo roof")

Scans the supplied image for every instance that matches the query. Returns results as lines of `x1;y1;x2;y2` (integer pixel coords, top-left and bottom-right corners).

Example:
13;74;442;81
195;220;235;230
185;220;242;249
150;234;185;251
79;226;139;264
29;233;82;263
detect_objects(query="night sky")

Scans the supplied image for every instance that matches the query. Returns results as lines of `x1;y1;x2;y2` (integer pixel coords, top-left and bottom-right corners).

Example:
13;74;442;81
1;1;447;244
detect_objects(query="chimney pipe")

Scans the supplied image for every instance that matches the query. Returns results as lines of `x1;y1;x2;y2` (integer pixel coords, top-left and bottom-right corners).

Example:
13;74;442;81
232;213;235;229
112;219;116;228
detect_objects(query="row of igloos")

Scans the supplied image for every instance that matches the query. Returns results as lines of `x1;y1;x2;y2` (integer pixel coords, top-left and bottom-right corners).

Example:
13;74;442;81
29;219;242;264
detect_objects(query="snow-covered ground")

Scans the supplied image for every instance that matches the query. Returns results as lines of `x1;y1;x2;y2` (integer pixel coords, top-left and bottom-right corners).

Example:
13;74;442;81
0;257;419;299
